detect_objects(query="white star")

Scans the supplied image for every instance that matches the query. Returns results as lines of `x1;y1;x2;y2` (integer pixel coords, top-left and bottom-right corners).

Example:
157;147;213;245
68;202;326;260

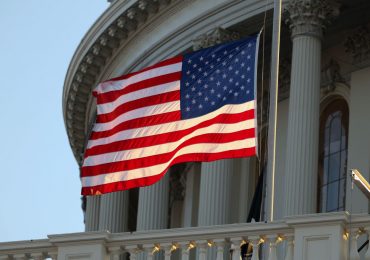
222;74;227;79
217;57;221;62
223;50;228;55
236;46;240;51
229;78;234;83
235;58;239;63
241;50;245;55
197;79;202;84
228;54;233;59
234;92;239;96
211;88;215;93
212;54;216;58
247;78;251;83
241;86;245;90
241;62;245;67
248;43;252;47
235;70;239;75
217;93;222;98
188;59;192;64
228;66;233;71
205;61;209;65
185;82;190;86
211;101;215;105
192;99;196;104
186;70;191;75
223;97;227;101
198;91;202;96
203;72;208;76
198;67;202;72
210;76;214;81
200;56;204;61
193;63;197;68
204;96;209;101
191;75;196;79
198;104;203;109
247;90;250;94
210;64;214;69
241;75;245;79
191;86;196;91
223;86;227;91
216;81;221;86
247;55;251;59
186;107;190;111
204;84;208;89
247;66;251;71
235;82;239;86
229;89;233;93
216;69;221;74
185;94;190;99
222;61;227;66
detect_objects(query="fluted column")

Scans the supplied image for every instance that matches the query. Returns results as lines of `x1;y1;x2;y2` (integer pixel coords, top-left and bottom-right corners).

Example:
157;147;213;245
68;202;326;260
198;160;233;225
85;196;101;231
137;173;169;230
98;191;129;232
137;174;169;260
283;0;339;216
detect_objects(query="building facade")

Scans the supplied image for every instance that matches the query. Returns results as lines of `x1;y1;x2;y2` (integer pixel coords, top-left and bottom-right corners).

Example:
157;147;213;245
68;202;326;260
2;0;370;259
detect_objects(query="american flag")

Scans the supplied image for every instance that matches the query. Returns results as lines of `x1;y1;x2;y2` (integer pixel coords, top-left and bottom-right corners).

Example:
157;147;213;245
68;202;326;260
81;34;260;195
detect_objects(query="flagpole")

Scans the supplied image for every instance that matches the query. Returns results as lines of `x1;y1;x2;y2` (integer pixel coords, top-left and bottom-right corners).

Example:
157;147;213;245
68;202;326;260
266;0;282;222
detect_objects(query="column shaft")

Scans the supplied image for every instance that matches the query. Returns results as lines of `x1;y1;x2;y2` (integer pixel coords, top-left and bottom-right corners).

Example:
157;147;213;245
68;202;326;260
98;191;129;232
85;196;101;231
198;159;233;225
137;173;169;230
284;35;321;216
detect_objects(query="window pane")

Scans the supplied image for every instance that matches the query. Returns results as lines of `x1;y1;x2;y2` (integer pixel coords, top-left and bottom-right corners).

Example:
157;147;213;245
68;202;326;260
327;182;339;212
323;157;329;185
321;185;327;212
328;152;340;182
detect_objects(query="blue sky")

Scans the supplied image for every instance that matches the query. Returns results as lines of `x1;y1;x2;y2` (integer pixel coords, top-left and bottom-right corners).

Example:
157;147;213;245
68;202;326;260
0;1;108;242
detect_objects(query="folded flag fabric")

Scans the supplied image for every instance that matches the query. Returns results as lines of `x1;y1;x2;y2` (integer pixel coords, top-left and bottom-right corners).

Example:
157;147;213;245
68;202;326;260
81;33;260;195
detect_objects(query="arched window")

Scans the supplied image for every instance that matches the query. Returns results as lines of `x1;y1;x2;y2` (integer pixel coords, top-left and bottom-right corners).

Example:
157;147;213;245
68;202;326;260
318;98;349;212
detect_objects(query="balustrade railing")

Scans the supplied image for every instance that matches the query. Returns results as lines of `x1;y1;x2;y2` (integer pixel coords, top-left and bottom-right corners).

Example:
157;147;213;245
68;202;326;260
1;212;370;260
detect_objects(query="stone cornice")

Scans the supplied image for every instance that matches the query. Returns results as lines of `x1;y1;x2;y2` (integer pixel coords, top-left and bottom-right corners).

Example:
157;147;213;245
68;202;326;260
63;0;177;163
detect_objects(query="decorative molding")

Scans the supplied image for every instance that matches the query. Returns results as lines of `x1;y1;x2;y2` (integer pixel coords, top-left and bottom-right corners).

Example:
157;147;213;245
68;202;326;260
344;25;370;65
284;0;340;38
63;0;174;163
192;27;240;51
320;58;345;94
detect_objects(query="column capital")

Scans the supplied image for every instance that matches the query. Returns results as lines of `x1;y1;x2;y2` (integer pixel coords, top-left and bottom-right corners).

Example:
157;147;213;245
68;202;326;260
284;0;340;38
192;27;240;51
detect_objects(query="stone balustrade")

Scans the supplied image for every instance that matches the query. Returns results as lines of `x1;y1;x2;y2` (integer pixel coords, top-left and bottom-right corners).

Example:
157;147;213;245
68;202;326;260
1;212;370;260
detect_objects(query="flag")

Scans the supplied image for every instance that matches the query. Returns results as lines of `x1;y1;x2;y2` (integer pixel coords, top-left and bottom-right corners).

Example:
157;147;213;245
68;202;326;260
81;34;260;195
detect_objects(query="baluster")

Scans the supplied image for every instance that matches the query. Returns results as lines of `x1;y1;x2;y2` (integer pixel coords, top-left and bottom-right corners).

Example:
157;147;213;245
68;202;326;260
249;237;260;260
196;241;208;260
231;237;243;260
0;256;10;260
284;235;294;260
126;245;139;260
179;242;193;260
12;254;26;260
213;239;225;260
142;244;158;260
162;243;177;260
349;229;360;260
48;252;58;260
109;246;124;260
267;235;283;260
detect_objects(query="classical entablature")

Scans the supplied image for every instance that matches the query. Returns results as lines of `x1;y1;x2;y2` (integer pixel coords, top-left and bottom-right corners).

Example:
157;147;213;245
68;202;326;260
63;0;274;163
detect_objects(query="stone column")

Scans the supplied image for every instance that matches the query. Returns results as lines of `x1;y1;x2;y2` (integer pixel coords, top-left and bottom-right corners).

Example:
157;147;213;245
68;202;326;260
283;0;339;216
98;191;129;232
136;174;170;230
85;196;101;231
198;160;234;225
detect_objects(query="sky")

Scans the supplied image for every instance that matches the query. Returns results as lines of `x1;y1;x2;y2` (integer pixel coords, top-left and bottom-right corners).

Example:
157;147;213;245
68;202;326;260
0;1;109;242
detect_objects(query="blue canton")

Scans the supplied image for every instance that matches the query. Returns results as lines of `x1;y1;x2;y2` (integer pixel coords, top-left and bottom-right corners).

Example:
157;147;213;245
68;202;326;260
180;35;258;119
